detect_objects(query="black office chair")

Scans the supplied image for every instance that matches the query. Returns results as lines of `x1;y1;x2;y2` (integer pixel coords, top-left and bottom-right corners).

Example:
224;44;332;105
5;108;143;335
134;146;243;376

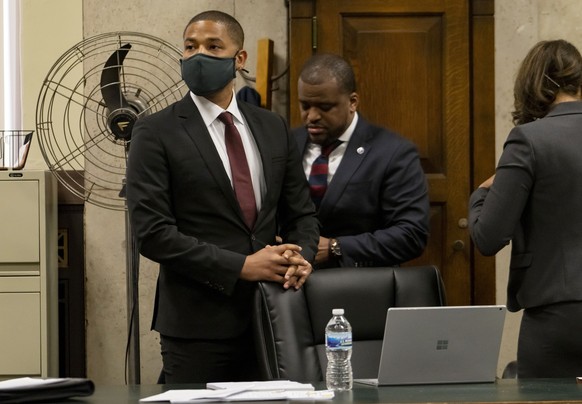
252;265;447;382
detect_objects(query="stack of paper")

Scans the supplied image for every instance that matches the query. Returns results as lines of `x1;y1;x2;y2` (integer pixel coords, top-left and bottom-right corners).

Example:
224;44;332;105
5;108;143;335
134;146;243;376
207;381;315;391
140;381;334;403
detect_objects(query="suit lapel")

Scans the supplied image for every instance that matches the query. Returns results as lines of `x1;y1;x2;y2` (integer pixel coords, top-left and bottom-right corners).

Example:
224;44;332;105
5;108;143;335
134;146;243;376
176;96;244;223
318;119;370;223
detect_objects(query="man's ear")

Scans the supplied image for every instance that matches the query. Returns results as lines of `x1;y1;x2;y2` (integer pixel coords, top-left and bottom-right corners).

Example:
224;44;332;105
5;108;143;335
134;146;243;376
235;49;248;71
350;92;360;112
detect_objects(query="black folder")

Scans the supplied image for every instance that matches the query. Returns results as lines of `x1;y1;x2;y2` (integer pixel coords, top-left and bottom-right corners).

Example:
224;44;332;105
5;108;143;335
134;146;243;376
0;378;94;403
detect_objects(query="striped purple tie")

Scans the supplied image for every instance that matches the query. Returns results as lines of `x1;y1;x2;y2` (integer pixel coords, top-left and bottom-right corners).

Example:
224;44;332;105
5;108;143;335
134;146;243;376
308;140;342;209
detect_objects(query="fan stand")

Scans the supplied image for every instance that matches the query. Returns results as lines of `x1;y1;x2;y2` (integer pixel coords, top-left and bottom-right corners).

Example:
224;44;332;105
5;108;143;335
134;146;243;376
123;179;141;384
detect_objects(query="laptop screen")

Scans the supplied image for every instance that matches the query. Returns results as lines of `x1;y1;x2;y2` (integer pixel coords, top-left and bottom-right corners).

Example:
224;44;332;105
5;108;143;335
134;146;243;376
358;305;506;386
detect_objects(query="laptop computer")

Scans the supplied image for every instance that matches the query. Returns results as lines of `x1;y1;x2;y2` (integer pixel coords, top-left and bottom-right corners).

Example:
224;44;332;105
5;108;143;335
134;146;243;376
355;305;507;386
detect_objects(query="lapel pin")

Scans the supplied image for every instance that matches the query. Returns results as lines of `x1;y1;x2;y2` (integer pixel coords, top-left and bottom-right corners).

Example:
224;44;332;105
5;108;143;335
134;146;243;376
357;147;365;155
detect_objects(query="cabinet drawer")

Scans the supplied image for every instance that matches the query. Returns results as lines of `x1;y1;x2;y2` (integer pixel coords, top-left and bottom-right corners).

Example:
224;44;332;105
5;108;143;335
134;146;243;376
0;180;40;264
0;293;41;375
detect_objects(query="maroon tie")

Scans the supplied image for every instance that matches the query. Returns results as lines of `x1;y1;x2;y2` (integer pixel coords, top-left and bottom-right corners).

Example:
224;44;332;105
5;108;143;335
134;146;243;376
218;112;257;229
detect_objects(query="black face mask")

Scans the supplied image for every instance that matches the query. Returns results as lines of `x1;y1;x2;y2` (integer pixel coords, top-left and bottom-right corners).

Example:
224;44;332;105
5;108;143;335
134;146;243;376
180;52;237;96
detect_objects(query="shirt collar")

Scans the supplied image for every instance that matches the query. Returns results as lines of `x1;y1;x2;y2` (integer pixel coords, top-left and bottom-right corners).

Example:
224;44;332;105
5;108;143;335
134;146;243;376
308;111;359;150
339;112;358;143
189;90;244;126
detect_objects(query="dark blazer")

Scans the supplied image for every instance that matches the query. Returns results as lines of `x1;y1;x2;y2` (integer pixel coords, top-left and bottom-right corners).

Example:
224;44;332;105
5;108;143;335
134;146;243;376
126;95;319;339
469;101;582;312
294;116;429;267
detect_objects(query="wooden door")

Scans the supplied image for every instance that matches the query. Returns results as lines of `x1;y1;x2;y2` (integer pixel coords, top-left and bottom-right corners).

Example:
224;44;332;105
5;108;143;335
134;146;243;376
289;0;495;305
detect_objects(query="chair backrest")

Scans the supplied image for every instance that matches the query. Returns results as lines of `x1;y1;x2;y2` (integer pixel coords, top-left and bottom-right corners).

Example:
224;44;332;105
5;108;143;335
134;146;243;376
252;265;447;382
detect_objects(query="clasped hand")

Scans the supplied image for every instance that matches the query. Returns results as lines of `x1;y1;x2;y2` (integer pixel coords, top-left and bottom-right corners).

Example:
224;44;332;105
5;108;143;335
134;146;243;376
241;243;312;290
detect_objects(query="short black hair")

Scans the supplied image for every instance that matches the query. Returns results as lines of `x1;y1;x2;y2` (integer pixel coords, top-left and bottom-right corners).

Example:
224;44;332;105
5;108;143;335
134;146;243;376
184;10;244;48
299;53;356;94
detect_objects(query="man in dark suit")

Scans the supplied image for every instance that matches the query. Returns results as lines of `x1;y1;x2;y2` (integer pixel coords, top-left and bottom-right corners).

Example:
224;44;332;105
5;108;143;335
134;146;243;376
126;10;318;383
293;54;429;268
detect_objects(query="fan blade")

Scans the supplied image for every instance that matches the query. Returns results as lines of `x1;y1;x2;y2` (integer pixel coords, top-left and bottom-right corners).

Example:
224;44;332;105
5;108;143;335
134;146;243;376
100;43;132;111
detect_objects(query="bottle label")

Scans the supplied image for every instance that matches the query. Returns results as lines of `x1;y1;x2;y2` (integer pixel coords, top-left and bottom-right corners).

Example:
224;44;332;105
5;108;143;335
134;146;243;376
326;332;352;349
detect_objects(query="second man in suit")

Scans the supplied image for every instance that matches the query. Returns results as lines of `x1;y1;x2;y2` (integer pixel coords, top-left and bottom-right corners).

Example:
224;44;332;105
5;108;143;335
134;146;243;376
293;54;429;268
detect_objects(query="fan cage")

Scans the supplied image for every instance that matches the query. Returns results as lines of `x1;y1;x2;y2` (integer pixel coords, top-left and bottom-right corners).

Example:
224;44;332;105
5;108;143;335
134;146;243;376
36;31;185;210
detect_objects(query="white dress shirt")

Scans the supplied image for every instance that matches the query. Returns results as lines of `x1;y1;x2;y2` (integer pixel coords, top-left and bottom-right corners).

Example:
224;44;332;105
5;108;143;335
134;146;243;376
190;92;265;212
303;112;359;183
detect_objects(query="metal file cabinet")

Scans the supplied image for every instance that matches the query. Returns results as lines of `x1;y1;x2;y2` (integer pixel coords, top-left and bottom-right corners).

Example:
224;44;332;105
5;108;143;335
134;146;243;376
0;170;58;378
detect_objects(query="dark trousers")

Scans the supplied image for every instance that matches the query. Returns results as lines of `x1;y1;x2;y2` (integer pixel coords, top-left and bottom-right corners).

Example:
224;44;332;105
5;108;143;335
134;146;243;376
518;300;582;378
159;328;260;384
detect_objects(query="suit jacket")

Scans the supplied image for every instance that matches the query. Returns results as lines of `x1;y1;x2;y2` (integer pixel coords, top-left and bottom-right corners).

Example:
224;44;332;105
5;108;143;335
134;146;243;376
126;95;319;339
294;117;429;267
469;101;582;312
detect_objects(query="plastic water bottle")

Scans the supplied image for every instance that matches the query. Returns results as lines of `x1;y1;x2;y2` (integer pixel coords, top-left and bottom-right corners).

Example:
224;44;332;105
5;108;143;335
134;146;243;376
325;308;353;391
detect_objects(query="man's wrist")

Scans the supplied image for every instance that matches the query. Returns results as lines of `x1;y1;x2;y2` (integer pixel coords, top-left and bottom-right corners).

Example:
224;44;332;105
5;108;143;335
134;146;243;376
329;238;342;257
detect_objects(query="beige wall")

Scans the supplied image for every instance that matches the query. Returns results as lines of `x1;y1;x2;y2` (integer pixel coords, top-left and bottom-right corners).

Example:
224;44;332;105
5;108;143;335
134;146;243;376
20;0;582;386
21;0;83;169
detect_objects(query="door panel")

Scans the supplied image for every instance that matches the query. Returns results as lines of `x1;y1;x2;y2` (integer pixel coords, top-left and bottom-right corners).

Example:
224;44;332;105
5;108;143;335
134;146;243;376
290;0;481;305
341;15;444;174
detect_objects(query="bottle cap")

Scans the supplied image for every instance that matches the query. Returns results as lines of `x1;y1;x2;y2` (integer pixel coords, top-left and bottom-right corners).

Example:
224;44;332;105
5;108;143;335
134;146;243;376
332;308;344;315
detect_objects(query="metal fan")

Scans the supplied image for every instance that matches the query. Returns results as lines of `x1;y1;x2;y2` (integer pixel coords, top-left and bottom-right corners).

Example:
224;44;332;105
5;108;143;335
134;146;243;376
35;31;185;384
36;31;184;209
